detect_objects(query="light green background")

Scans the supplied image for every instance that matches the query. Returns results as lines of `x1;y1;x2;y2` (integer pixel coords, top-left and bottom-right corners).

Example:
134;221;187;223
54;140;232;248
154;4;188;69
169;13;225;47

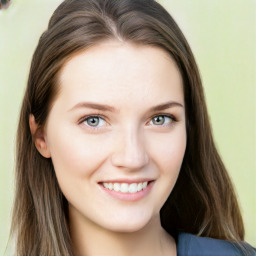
0;0;255;254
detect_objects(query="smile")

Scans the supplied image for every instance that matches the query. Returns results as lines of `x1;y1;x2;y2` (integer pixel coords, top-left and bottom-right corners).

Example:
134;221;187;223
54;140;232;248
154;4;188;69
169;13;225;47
103;182;148;193
99;180;154;202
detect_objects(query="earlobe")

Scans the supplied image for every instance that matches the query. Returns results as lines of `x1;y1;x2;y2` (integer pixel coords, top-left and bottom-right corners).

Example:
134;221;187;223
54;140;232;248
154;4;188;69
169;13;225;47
29;114;51;158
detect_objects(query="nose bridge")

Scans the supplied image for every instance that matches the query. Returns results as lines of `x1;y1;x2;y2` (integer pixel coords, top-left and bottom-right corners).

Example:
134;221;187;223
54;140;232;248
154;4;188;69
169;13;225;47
111;125;149;169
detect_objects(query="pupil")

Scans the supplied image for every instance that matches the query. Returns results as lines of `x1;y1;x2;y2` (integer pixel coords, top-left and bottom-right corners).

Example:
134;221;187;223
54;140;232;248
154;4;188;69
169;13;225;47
154;116;164;125
88;117;99;126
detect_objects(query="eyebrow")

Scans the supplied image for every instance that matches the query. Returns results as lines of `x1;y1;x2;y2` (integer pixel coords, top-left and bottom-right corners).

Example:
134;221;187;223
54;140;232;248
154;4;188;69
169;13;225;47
69;101;184;113
69;102;119;113
149;101;183;112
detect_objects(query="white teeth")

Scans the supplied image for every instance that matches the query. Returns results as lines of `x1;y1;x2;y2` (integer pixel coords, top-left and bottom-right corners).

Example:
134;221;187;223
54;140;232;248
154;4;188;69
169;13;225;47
103;183;109;189
128;183;137;193
113;183;120;192
120;183;129;193
102;181;149;193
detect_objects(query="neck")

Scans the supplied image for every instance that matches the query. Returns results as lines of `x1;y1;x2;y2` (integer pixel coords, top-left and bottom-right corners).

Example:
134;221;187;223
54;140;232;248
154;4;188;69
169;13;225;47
69;211;176;256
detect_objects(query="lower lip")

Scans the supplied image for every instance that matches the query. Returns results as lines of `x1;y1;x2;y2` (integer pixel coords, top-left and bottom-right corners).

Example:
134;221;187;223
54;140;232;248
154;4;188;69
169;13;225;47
99;181;154;202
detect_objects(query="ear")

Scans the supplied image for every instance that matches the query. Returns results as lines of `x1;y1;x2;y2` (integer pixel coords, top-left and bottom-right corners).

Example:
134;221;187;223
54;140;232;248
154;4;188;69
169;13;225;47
29;114;51;158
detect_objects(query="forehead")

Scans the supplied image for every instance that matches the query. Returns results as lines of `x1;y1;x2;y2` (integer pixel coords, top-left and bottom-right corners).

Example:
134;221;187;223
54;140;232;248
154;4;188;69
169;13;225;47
56;40;184;108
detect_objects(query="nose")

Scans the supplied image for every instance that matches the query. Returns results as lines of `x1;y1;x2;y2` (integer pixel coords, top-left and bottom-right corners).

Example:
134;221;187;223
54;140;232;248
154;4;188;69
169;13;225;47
110;127;149;170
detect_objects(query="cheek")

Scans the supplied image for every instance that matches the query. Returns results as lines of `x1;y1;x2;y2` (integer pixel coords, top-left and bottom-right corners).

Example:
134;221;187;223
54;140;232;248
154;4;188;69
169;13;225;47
46;125;111;179
140;128;186;214
161;139;186;175
148;128;186;175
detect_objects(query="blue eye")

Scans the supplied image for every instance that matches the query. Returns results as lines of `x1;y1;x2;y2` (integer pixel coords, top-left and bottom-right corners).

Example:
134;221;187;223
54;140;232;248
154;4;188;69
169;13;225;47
150;115;174;126
84;116;105;127
80;114;175;129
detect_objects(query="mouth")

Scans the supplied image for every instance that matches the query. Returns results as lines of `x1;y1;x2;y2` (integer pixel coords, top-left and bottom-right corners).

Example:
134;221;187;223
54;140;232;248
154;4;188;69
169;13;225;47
101;181;151;193
98;180;154;201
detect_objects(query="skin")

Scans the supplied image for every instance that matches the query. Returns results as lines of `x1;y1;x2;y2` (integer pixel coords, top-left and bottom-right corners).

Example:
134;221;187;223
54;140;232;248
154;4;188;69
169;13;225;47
30;40;186;256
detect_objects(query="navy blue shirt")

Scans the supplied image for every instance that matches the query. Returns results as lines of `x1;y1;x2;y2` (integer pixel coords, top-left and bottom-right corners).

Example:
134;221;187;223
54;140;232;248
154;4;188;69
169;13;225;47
177;233;256;256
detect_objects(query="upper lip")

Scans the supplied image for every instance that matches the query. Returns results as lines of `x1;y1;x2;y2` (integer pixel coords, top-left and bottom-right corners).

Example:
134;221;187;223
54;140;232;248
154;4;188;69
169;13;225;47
98;179;154;184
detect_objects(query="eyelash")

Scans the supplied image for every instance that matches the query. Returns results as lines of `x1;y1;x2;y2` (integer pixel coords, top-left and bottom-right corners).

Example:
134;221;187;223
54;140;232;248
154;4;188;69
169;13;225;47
79;115;106;131
78;113;177;131
149;114;177;127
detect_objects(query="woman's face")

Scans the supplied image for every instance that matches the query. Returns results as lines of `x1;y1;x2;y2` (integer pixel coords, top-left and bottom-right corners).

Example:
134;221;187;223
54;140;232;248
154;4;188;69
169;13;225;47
43;40;186;232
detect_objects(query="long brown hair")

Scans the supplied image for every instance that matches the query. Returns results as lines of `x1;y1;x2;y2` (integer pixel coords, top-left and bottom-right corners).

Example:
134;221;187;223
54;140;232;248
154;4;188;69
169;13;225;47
11;0;245;255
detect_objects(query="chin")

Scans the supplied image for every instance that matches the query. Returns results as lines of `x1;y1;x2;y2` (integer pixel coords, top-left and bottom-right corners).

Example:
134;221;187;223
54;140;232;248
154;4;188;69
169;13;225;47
105;222;148;233
98;211;156;233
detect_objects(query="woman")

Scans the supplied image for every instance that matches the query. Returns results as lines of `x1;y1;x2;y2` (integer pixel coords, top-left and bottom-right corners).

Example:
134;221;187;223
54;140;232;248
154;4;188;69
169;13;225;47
11;0;255;255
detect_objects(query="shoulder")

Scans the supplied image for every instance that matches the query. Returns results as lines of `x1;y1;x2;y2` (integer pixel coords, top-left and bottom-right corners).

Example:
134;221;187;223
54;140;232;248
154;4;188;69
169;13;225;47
177;232;256;256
